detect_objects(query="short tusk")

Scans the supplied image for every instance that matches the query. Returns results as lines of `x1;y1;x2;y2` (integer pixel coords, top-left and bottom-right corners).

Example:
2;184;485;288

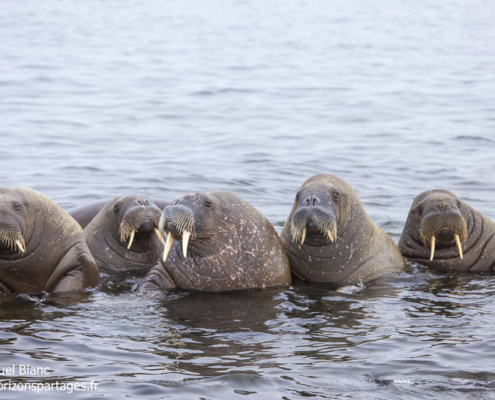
301;228;307;245
326;229;334;243
127;230;135;250
163;232;174;262
430;236;435;261
154;228;166;246
182;230;191;258
15;240;25;253
455;234;463;259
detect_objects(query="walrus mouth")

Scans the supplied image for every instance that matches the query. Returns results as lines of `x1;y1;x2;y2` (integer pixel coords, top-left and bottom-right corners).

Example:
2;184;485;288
290;207;337;245
0;224;26;253
159;205;195;261
119;207;164;250
420;212;467;261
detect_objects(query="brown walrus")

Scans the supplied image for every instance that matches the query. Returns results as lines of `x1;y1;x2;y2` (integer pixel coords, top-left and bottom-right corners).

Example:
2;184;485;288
139;190;291;292
84;195;165;274
0;187;99;294
398;189;495;270
68;199;169;229
280;174;405;286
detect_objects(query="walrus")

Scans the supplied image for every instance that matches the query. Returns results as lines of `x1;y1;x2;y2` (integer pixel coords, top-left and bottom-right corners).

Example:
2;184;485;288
68;199;169;229
280;174;405;286
0;187;99;294
398;189;495;270
83;195;166;274
138;190;291;292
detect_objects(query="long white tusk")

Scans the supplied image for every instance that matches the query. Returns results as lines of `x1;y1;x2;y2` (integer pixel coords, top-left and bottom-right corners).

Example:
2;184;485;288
430;236;435;261
301;228;307;245
127;230;135;250
455;234;463;259
182;230;191;258
15;240;25;253
163;232;174;262
326;229;334;243
154;228;166;246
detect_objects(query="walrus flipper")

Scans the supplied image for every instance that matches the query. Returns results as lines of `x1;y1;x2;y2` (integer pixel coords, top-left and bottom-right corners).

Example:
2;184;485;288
138;262;177;293
44;242;99;294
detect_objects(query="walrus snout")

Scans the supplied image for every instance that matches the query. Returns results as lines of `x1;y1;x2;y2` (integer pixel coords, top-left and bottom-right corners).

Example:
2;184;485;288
160;204;195;261
0;221;26;253
420;210;467;261
139;220;154;232
119;203;163;250
290;206;337;245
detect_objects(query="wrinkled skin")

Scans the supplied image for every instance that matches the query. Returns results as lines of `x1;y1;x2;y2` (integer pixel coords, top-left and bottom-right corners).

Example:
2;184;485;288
84;195;164;274
0;187;99;294
69;199;169;229
280;174;405;286
139;190;291;292
399;190;495;270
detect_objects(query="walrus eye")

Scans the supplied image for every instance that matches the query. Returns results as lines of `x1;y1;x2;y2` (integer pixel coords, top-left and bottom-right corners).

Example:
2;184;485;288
114;203;120;212
333;192;339;199
295;193;300;202
204;200;213;208
13;202;21;211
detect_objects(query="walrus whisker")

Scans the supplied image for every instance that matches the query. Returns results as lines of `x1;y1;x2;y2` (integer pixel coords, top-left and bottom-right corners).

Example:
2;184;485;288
127;230;135;250
154;228;166;246
182;230;191;258
430;236;435;261
300;228;306;245
455;234;463;259
163;232;174;262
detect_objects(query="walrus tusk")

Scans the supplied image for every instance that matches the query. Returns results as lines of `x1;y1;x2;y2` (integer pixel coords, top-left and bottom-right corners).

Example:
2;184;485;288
301;228;306;245
182;230;191;258
430;236;435;261
154;228;166;246
163;232;174;262
326;230;334;243
15;240;25;253
127;230;135;250
455;234;463;259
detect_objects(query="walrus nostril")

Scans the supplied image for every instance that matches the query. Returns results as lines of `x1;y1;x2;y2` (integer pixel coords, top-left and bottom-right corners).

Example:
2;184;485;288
304;195;318;207
140;220;153;232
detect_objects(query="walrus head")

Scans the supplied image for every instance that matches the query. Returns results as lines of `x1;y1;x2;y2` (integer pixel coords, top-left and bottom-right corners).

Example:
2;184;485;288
289;183;339;245
113;196;164;250
159;193;218;261
0;193;27;254
416;192;467;261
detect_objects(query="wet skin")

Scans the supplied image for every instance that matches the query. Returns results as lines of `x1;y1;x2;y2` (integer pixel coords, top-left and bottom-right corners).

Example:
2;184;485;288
139;190;291;292
0;186;99;294
280;174;405;286
399;190;495;270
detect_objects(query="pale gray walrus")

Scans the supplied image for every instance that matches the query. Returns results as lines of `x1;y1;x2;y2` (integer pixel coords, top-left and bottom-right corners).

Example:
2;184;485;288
280;174;405;286
398;189;495;270
139;190;291;292
83;195;166;274
0;187;99;294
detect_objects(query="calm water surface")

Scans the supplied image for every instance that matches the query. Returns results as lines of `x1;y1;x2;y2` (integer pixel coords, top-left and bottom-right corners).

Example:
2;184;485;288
1;0;495;398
